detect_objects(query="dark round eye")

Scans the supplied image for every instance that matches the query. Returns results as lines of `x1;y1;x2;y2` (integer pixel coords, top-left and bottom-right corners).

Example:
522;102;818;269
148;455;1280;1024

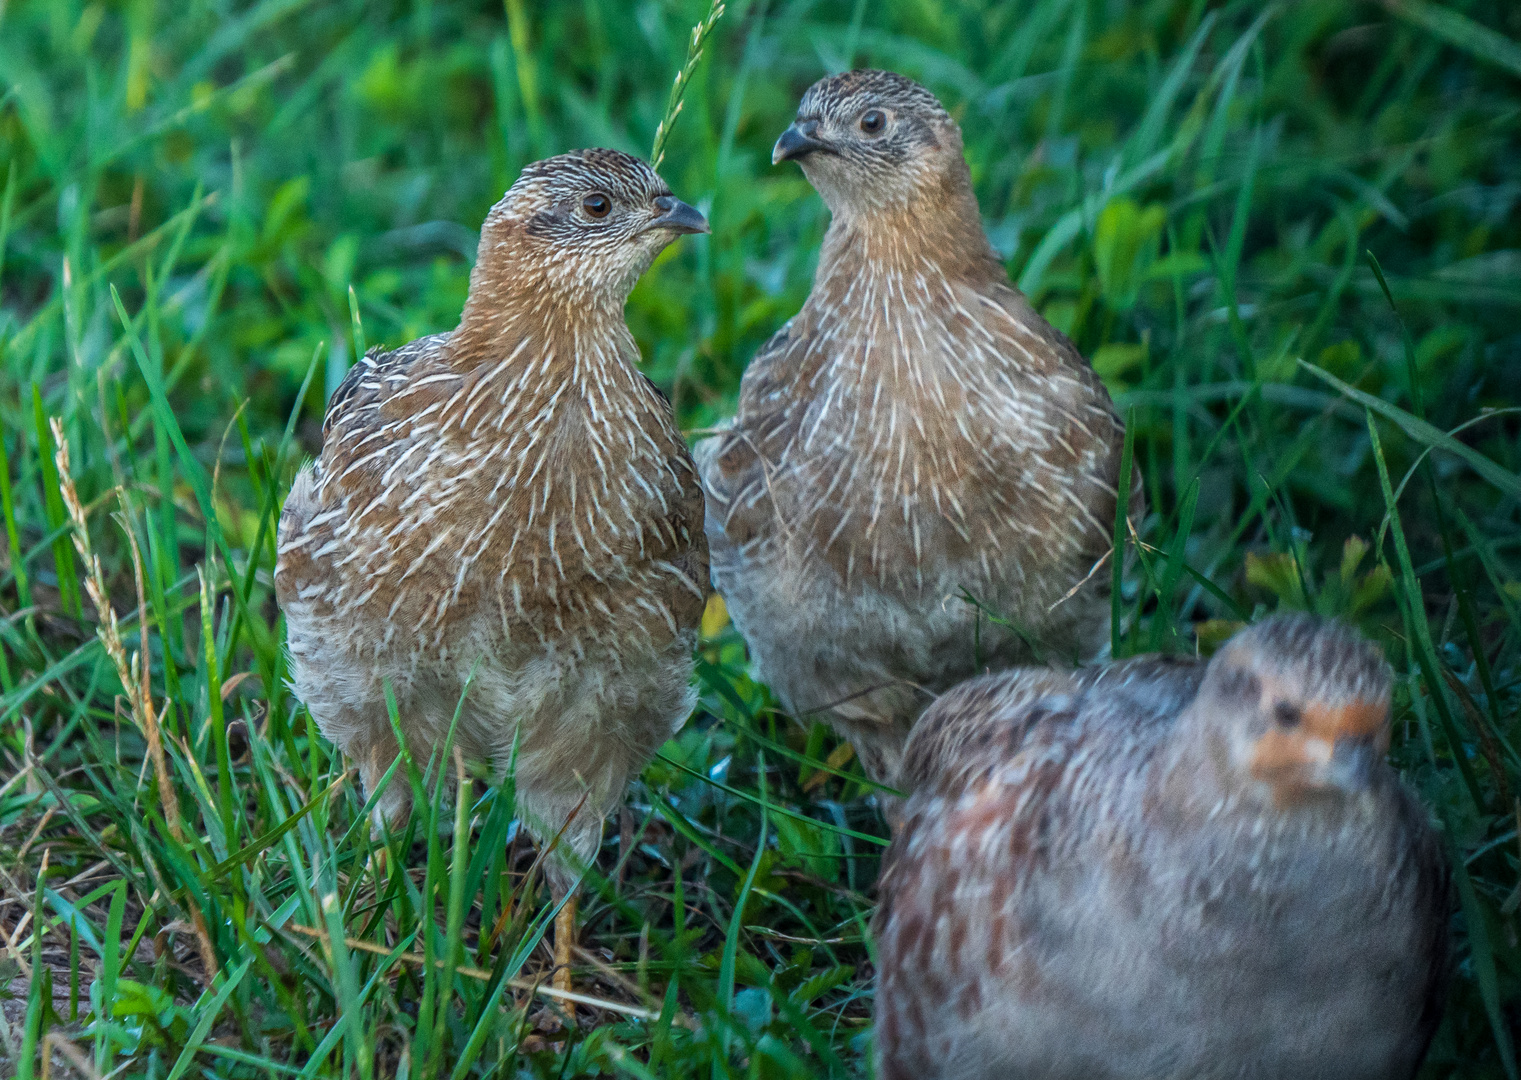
582;192;611;218
1273;701;1302;728
859;109;886;135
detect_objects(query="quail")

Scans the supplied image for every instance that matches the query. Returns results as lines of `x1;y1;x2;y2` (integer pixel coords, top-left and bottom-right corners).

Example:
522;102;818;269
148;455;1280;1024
874;614;1450;1080
275;149;711;996
696;70;1132;792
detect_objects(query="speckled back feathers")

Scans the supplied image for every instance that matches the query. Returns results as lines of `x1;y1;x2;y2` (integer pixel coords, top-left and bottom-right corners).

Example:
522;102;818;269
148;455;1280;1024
875;617;1449;1080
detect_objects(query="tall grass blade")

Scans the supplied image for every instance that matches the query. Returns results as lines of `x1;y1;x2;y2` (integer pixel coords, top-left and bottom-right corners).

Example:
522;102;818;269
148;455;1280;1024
1366;413;1484;811
1385;0;1521;79
1300;361;1521;499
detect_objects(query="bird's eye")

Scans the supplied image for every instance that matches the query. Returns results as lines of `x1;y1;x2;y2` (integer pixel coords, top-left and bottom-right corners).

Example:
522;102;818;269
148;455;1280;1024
582;192;612;218
1272;701;1302;728
859;109;886;135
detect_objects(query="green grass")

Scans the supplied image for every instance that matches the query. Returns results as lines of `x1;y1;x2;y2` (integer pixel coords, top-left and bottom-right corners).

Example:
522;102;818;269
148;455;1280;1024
2;0;1519;1075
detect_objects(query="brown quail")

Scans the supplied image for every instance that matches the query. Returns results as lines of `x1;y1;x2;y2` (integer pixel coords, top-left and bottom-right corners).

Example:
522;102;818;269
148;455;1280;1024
696;71;1133;792
874;614;1450;1080
275;149;711;995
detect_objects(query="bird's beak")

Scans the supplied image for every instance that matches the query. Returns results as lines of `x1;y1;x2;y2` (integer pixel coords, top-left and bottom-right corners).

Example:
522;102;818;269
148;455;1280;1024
647;195;709;235
773;119;830;165
1327;735;1378;792
1249;694;1389;798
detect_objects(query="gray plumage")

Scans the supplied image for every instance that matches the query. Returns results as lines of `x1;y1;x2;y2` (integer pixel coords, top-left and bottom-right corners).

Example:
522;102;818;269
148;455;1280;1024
697;71;1132;789
874;614;1450;1080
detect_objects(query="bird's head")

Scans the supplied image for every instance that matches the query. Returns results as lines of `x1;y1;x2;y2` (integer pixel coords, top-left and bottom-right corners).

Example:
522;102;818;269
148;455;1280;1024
1191;614;1393;805
773;70;967;221
474;149;707;306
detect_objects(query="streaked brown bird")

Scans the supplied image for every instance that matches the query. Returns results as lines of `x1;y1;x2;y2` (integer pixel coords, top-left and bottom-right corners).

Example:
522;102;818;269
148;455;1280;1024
696;70;1132;792
874;614;1449;1080
275;149;710;998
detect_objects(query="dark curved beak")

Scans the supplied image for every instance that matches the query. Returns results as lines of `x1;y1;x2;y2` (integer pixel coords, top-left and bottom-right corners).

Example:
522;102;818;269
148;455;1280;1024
773;119;830;165
647;195;709;235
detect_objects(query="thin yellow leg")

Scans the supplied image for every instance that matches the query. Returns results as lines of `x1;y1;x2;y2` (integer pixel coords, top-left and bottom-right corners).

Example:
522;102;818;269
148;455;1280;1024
552;894;577;1021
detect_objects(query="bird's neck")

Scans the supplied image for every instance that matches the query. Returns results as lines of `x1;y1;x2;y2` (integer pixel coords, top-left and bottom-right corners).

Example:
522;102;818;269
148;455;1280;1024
1151;721;1242;815
814;175;1001;293
452;256;634;379
794;180;1008;402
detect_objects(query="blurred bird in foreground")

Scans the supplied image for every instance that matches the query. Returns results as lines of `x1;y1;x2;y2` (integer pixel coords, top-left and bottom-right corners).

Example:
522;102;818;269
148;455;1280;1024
874;614;1449;1080
697;70;1132;794
275;149;710;1002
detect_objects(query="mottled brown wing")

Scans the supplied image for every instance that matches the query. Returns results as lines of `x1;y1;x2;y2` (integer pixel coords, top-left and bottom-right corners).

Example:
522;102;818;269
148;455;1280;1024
324;337;435;439
658;437;713;632
273;462;318;611
897;656;1200;796
275;333;458;613
696;321;799;561
876;655;1208;1076
896;667;1081;793
320;334;459;481
875;684;1087;1080
986;282;1142;549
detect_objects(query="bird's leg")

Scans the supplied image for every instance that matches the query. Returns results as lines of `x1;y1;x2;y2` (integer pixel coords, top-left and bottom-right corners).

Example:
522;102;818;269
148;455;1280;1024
552;893;578;1022
361;746;410;887
538;789;591;1025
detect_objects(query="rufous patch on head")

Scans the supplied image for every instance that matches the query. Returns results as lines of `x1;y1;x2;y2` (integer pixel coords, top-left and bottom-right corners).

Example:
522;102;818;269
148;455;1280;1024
1248;693;1390;799
1250;726;1327;778
1301;697;1389;747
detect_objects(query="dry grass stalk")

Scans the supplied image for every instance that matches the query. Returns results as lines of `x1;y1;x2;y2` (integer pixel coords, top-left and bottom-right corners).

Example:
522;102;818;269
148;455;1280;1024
51;419;129;690
114;510;180;841
282;922;691;1024
41;1032;104;1080
49;417;220;980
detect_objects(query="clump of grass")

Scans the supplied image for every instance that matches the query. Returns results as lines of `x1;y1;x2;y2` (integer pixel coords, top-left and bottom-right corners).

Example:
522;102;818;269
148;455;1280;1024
1;1;1519;1077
